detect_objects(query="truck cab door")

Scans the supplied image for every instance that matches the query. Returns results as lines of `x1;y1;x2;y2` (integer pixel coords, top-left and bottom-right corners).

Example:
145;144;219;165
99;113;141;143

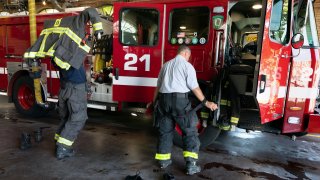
256;0;292;123
164;1;226;81
283;0;320;133
113;3;164;102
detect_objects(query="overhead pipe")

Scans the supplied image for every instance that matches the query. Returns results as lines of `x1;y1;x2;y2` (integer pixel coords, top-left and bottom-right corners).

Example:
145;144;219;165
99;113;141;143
48;0;71;12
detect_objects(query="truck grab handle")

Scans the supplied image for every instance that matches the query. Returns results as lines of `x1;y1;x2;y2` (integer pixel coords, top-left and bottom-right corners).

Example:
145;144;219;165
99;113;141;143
115;68;119;80
259;74;266;93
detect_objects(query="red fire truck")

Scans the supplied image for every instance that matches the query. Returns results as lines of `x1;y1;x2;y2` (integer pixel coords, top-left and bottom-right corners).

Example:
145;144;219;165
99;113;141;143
0;0;319;147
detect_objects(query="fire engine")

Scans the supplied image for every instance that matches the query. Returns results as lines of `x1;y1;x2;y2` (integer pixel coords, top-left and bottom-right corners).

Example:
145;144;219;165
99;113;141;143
0;0;319;148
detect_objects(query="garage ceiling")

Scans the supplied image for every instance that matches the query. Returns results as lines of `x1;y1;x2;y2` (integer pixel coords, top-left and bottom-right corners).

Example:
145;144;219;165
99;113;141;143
0;0;122;13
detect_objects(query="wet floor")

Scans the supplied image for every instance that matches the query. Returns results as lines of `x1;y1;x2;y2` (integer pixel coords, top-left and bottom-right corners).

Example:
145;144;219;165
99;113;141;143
0;96;319;179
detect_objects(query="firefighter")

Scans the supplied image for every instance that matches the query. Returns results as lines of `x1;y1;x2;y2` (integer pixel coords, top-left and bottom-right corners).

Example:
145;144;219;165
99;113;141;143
23;8;103;159
152;45;218;175
52;9;103;160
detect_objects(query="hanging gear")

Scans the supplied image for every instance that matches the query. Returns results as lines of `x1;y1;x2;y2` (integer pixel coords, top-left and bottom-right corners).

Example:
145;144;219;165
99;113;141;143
200;68;241;131
218;69;241;130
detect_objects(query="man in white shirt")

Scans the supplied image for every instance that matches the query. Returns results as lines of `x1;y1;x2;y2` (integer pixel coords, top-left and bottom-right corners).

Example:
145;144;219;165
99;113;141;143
153;45;217;175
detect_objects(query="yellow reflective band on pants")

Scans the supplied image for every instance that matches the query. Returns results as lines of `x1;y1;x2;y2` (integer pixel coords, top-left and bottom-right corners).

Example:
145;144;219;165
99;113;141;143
53;57;71;70
93;22;103;31
231;117;239;124
155;153;171;160
57;136;74;147
219;124;231;131
183;151;198;159
54;133;60;140
220;99;231;107
201;112;209;118
220;99;228;106
224;81;229;88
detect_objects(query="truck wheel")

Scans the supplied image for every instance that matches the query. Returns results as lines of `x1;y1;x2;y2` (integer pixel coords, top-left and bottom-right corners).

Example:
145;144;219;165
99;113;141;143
173;124;221;149
12;76;47;117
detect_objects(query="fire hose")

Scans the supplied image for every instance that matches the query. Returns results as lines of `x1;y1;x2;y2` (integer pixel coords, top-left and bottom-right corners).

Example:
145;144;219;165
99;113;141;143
28;0;51;109
30;59;51;109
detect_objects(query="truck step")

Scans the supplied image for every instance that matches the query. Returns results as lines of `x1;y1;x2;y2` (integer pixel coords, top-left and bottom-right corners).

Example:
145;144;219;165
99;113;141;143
238;109;282;134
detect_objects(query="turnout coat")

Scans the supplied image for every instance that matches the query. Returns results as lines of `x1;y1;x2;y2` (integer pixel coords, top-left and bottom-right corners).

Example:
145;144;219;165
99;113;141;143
24;8;103;70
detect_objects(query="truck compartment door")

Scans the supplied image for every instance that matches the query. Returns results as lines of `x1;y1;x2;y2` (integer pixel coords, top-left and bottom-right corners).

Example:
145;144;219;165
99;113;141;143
283;0;320;133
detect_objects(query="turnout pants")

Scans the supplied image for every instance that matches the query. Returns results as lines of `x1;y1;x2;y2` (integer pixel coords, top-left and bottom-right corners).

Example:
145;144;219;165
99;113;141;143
55;82;88;148
219;78;240;130
155;93;200;162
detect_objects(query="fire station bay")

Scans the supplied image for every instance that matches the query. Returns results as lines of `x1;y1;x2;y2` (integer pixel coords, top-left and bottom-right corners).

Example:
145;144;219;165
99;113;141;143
1;0;320;179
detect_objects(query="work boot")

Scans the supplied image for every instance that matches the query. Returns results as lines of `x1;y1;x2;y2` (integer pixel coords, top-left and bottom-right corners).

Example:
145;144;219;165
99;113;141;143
159;160;172;169
218;115;231;131
20;133;32;150
125;172;143;180
163;172;175;180
56;145;75;160
186;161;201;175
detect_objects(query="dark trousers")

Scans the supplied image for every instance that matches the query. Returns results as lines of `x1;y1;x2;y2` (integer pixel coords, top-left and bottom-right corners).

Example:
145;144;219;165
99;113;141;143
56;82;88;148
155;93;200;162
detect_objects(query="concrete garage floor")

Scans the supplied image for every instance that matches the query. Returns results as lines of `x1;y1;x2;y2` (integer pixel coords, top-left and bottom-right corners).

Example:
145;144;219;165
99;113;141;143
0;96;319;179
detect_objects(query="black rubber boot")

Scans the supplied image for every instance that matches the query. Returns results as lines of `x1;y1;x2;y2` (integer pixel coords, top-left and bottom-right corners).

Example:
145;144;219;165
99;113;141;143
186;161;201;175
163;172;175;180
125;174;143;180
20;133;32;150
159;160;172;169
56;145;75;160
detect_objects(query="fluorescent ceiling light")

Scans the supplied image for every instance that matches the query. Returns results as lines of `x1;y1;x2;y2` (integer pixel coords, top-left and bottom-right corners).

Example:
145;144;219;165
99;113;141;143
252;4;262;9
180;26;186;30
131;113;138;117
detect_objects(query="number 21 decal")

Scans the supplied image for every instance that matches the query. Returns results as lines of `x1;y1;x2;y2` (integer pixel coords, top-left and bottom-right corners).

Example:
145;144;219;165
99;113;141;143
124;53;150;71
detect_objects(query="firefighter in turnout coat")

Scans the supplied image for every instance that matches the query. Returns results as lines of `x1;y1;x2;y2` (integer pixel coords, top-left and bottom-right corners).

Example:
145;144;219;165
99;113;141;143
24;8;103;159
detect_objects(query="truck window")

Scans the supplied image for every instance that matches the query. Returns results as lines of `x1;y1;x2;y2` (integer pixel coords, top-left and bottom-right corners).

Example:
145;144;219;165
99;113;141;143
293;0;319;47
120;8;159;46
269;0;290;44
169;7;209;45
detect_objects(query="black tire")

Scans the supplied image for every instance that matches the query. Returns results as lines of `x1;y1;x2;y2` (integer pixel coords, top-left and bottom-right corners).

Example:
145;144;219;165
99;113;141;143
12;76;47;117
173;125;221;149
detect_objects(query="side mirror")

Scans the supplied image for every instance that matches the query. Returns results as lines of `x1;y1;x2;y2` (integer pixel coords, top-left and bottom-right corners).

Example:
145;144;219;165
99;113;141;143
291;33;304;49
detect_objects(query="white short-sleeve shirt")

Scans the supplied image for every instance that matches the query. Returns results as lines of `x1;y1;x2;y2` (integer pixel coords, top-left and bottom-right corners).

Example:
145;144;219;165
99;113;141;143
157;55;199;93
